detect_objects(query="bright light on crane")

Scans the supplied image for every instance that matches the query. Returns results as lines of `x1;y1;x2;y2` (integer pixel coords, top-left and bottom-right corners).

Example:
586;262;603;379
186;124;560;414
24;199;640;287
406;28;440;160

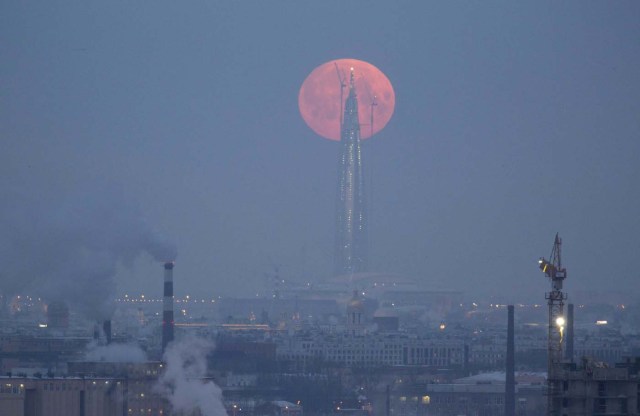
557;317;565;344
538;257;557;278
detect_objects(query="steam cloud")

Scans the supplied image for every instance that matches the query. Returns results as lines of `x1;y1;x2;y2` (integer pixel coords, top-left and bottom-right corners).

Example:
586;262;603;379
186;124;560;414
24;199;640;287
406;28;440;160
156;336;227;416
0;181;176;320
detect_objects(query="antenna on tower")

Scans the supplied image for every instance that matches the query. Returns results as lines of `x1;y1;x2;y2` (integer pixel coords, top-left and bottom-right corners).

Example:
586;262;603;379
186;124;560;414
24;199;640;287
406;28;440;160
334;62;346;132
362;79;378;139
370;94;378;139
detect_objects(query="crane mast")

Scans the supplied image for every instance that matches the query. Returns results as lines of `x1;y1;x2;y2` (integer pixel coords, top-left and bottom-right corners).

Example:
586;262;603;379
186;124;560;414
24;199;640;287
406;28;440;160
538;233;567;416
334;62;346;131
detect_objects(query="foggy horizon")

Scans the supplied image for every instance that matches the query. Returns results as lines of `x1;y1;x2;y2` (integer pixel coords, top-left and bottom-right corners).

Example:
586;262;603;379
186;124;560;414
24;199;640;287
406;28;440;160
2;2;639;309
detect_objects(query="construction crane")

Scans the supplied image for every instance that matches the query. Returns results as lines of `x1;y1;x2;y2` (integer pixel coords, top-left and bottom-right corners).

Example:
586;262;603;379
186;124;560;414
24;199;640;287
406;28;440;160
369;94;377;139
538;233;567;416
334;62;346;131
361;79;378;139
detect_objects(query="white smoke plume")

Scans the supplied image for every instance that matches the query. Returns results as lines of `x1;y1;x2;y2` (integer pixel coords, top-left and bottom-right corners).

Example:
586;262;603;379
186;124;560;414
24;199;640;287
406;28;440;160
0;181;176;320
84;341;148;363
156;336;227;416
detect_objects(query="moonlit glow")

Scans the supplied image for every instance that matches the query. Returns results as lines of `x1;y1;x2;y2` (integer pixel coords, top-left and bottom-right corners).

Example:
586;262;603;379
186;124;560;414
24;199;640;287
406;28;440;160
298;58;395;141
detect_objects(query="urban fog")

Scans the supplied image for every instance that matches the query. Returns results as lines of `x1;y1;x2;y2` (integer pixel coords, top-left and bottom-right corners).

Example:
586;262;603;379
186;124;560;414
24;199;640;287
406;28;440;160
1;2;640;416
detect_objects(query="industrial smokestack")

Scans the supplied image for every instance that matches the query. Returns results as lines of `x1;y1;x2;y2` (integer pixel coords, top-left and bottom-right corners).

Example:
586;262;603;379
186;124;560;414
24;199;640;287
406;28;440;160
566;303;574;362
102;320;112;345
505;305;515;416
385;384;390;416
162;262;175;353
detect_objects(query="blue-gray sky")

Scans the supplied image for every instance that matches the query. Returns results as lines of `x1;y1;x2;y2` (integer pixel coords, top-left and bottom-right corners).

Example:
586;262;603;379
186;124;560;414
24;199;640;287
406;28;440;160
1;1;639;305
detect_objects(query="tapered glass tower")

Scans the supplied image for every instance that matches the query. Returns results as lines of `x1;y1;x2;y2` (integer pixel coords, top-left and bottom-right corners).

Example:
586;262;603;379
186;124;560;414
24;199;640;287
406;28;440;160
334;69;368;276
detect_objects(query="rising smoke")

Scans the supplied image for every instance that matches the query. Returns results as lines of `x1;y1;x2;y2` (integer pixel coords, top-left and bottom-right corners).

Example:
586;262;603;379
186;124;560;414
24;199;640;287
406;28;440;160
0;181;176;320
156;336;227;416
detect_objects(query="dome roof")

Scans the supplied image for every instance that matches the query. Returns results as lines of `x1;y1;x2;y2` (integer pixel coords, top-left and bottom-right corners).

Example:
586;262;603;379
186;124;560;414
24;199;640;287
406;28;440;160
346;290;364;312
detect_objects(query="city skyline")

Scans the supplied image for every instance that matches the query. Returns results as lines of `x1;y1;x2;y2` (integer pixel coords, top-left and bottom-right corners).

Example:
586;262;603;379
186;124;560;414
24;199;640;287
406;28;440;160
2;3;640;415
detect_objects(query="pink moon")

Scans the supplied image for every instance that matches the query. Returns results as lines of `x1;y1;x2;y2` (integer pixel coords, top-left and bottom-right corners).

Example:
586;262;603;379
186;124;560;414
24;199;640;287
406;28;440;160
298;58;395;141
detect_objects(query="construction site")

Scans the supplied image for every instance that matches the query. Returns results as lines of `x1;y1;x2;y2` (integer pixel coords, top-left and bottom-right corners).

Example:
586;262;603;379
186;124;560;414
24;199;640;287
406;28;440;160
530;234;640;416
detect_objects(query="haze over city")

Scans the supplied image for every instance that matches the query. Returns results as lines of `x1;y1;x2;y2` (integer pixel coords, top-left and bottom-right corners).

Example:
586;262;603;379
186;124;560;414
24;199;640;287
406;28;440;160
2;1;639;303
3;3;640;416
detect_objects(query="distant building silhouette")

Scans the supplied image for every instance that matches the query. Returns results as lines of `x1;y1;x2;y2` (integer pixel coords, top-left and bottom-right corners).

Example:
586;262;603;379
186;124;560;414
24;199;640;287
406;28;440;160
346;290;366;336
334;69;368;276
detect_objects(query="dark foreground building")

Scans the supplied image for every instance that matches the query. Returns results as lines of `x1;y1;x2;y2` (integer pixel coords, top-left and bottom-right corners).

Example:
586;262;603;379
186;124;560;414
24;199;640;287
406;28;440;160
553;357;640;416
0;363;166;416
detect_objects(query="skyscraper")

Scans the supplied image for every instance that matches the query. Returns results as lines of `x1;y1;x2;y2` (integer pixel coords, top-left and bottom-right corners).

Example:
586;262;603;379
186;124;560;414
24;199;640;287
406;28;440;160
334;69;368;276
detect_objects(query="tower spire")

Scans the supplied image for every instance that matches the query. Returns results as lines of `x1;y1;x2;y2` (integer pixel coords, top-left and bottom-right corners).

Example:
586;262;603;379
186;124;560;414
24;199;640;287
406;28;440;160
334;66;368;276
349;67;355;89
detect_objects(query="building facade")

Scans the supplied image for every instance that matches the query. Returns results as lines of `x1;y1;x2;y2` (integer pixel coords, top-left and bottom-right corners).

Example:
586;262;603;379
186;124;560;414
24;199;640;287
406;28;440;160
554;358;640;416
0;375;167;416
275;333;465;369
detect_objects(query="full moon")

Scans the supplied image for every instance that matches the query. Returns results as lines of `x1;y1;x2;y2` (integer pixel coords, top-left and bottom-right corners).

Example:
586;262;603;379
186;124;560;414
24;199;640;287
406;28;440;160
299;58;395;141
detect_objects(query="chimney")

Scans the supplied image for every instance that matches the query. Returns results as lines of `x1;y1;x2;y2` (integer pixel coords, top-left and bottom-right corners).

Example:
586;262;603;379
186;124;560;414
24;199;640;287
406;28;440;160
566;303;574;362
505;305;515;416
162;262;175;353
102;320;112;345
385;384;390;416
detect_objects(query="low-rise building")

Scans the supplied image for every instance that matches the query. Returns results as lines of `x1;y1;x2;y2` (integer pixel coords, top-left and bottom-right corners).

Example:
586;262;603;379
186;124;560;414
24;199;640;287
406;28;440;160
555;358;640;416
0;375;167;416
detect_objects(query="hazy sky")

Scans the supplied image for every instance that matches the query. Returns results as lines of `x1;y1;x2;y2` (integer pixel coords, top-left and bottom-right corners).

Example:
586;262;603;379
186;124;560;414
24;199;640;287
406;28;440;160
2;1;639;304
